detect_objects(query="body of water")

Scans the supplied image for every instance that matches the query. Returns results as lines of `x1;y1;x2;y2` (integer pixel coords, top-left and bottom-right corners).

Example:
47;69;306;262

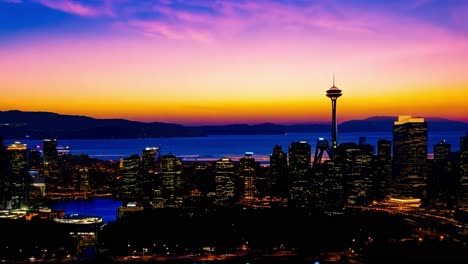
46;198;122;223
4;131;466;162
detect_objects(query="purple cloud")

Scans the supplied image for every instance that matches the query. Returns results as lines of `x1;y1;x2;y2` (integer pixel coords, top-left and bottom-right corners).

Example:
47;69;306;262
34;0;110;17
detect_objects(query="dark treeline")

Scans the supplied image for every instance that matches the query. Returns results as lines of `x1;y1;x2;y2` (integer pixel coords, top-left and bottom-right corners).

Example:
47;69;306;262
99;208;412;257
1;208;467;263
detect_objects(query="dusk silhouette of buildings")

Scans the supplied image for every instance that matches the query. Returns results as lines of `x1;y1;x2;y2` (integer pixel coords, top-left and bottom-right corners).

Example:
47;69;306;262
269;145;289;198
392;115;428;201
1;81;468;263
460;133;468;208
288;140;311;208
214;157;236;206
5;141;28;209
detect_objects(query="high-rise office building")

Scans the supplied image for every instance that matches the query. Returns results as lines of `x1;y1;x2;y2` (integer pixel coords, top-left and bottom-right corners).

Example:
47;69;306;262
269;145;288;198
392;115;428;200
239;152;257;200
160;154;183;208
6;141;29;209
431;140;456;208
459;133;468;208
288;141;311;208
434;140;451;161
141;147;159;205
29;146;42;169
337;142;374;206
0;136;7;209
43;139;58;168
119;154;141;205
374;139;392;201
312;158;344;214
214;158;236;206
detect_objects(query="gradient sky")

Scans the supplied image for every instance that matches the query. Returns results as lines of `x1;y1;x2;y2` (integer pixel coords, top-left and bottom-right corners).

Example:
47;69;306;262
1;0;467;125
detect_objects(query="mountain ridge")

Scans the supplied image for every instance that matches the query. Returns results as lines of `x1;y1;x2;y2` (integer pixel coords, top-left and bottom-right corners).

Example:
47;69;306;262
0;110;466;139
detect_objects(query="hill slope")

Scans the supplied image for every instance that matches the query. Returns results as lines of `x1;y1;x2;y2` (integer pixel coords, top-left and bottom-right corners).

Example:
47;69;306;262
0;111;466;139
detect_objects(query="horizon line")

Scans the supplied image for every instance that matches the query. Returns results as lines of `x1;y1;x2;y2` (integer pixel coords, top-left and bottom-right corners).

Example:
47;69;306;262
2;109;466;126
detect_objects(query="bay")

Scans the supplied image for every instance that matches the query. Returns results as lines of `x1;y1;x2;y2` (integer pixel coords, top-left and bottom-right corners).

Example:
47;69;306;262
46;198;122;223
4;131;466;162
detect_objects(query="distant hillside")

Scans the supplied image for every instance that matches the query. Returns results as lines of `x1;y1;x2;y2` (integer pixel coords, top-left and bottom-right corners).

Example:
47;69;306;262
0;111;466;139
338;116;468;132
0;110;202;139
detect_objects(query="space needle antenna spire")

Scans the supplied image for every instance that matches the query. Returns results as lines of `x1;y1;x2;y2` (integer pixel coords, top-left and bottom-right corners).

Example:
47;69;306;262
326;75;342;159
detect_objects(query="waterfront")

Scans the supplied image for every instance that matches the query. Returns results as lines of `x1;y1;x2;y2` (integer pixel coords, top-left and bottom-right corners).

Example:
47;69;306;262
46;198;122;223
4;131;465;162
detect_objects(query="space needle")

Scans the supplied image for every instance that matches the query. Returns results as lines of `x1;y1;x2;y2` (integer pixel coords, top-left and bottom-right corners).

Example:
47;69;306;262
326;76;342;159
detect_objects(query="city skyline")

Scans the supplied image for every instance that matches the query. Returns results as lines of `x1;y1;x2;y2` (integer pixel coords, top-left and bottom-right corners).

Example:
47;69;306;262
1;0;468;125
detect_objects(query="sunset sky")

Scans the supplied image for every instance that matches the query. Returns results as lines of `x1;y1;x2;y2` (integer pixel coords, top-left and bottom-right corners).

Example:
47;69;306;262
1;0;467;125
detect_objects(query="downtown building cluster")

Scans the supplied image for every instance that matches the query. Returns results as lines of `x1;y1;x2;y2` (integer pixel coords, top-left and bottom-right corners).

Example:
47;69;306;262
1;120;468;217
0;82;468;219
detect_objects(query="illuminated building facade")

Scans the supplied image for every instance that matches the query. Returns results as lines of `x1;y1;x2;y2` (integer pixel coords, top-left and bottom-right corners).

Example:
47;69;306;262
28;145;42;169
214;158;236;206
6;141;29;209
392;115;428;200
0;136;6;209
160;154;183;208
141;147;159;206
239;152;257;200
374;139;392;201
337;142;374;206
78;168;90;192
29;170;45;205
317;159;344;214
269;145;288;198
42;139;58;168
460;133;468;208
119;154;142;205
288;141;311;208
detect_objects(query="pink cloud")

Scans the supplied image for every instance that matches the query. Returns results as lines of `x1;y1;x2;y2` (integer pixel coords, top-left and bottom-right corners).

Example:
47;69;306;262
34;0;107;17
127;19;213;43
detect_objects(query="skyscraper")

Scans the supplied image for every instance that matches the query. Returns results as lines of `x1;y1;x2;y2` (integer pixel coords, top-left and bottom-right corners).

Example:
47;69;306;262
239;152;257;200
431;140;455;208
375;139;392;201
338;142;374;206
288;141;311;208
43;139;58;168
460;133;468;208
141;147;159;206
6;141;29;209
119;154;141;205
160;154;183;208
0;136;7;209
392;115;428;200
326;77;342;159
269;145;288;198
214;158;236;206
